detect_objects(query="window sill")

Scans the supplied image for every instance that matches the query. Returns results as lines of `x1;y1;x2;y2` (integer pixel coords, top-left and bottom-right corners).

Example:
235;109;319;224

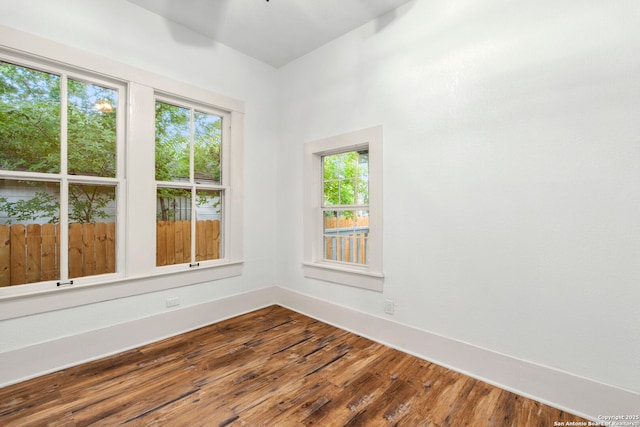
0;260;244;320
302;262;383;292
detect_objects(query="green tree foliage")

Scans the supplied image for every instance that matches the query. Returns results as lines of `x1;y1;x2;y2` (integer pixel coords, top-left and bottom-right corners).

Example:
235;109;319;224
155;101;221;221
155;102;190;182
0;188;58;224
67;79;117;178
0;61;117;223
323;150;368;206
193;111;221;183
0;62;60;173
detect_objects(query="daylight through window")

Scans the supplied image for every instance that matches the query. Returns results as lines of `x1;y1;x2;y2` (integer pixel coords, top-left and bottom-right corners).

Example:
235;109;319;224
322;150;369;265
303;125;383;291
0;60;124;287
155;98;227;267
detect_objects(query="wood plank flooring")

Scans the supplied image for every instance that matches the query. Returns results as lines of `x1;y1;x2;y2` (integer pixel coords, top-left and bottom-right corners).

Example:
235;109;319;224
0;305;589;426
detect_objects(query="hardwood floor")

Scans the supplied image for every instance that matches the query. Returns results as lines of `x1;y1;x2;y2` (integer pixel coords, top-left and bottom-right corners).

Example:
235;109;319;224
0;305;588;426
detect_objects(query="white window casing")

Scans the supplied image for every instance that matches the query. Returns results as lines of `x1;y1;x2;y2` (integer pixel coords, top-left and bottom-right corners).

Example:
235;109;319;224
153;94;232;272
0;53;127;295
0;25;244;316
303;125;383;291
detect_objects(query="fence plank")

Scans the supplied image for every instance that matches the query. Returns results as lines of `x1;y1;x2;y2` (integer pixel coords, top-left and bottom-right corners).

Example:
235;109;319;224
212;220;220;260
182;221;191;262
166;221;176;266
195;220;206;262
94;222;107;275
344;235;351;263
41;223;57;281
106;222;115;273
82;223;96;277
0;225;10;287
26;224;42;283
174;221;184;264
205;220;214;261
325;237;333;261
358;233;366;265
68;223;83;278
10;225;26;286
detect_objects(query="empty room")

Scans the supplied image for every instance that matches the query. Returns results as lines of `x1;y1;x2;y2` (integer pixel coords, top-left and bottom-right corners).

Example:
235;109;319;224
0;0;638;425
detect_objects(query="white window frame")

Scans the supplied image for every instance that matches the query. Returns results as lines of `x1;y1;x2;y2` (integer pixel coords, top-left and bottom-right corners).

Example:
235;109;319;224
303;125;384;291
0;53;127;297
154;94;232;272
0;25;244;316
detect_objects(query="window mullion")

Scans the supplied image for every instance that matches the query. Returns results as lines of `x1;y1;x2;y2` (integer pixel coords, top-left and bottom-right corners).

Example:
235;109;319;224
190;108;196;264
321;205;369;211
60;74;68;176
59;73;69;281
190;184;197;264
189;108;195;183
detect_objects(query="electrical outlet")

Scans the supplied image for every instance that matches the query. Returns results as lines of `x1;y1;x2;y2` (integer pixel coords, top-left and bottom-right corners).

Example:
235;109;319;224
166;297;180;308
384;299;394;315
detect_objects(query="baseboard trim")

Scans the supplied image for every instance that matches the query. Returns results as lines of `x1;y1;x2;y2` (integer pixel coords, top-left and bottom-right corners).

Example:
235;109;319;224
275;286;639;421
0;286;276;388
1;285;637;420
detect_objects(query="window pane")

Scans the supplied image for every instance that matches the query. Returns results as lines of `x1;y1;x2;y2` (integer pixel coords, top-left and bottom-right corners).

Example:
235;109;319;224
0;62;60;173
323;180;338;207
68;80;117;177
323;210;337;261
356;151;369;204
342;151;358;179
155;102;190;182
323;153;340;181
68;184;116;279
156;187;191;266
323;150;368;207
194;111;221;184
323;209;369;265
195;189;222;261
0;179;60;285
338;179;356;205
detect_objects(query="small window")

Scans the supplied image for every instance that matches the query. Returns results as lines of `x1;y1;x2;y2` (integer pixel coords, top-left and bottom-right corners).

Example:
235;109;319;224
303;126;383;291
0;60;125;289
322;150;369;265
154;97;228;268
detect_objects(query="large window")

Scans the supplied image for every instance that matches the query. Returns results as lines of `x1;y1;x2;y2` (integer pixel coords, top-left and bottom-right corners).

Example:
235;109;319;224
0;60;124;289
303;126;383;291
0;28;244;308
155;97;229;269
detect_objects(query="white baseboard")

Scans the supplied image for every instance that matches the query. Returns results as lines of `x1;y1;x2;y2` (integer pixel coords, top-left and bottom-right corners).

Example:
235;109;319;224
275;286;639;421
1;285;637;421
0;286;276;388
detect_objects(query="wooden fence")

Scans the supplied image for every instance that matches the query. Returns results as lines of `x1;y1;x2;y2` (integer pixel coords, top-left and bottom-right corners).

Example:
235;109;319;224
0;219;221;287
0;222;116;287
156;220;221;266
1;216;359;285
323;215;369;265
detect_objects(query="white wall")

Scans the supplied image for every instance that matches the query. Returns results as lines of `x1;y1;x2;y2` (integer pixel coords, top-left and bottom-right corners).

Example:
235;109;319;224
0;0;279;349
278;0;640;395
0;0;638;414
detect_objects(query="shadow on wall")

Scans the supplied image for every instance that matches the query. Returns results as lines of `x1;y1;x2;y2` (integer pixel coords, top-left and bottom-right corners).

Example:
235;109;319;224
126;0;221;47
125;0;415;57
369;0;416;33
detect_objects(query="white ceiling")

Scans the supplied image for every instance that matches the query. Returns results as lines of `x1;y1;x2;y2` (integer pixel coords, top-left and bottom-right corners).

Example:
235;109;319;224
128;0;412;68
